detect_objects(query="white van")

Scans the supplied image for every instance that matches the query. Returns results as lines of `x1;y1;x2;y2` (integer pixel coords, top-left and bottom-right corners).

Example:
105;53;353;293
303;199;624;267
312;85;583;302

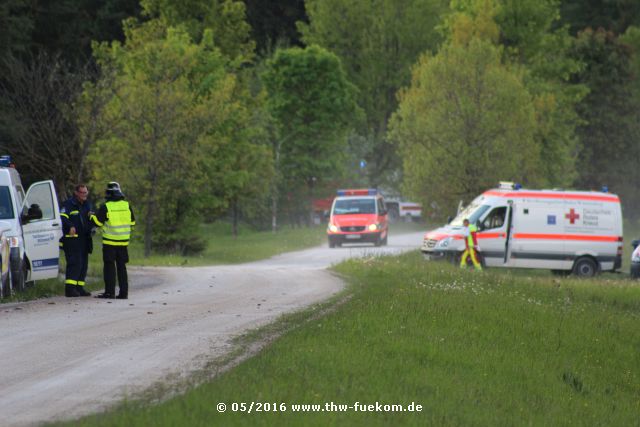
0;156;62;296
421;183;623;277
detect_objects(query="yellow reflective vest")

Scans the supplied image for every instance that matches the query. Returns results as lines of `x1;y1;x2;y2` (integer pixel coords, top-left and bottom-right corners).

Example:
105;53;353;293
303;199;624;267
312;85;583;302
96;200;134;246
466;224;478;248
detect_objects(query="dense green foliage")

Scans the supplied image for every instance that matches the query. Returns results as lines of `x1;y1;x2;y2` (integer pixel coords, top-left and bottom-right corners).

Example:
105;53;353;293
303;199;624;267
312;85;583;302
58;253;640;426
571;27;640;212
391;37;539;211
87;20;268;255
262;45;358;225
299;0;448;187
2;0;640;254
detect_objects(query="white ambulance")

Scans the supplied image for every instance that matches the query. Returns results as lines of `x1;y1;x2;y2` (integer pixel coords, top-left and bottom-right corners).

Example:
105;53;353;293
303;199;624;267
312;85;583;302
0;156;62;297
421;183;623;277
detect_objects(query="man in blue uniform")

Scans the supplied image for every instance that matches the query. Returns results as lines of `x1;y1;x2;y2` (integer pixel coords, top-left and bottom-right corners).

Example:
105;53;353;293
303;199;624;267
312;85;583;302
60;184;94;297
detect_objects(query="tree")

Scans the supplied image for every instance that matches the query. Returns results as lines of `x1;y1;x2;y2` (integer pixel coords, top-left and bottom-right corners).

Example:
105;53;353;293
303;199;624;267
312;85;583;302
244;0;307;53
140;0;255;66
1;0;141;63
446;0;584;187
0;52;89;194
570;27;640;213
560;0;640;35
299;0;448;187
0;0;142;197
619;26;640;214
86;21;267;255
390;38;539;215
261;45;359;229
0;0;33;58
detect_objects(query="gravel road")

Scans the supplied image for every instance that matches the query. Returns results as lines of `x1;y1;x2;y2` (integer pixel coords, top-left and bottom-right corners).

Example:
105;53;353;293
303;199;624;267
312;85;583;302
0;231;424;426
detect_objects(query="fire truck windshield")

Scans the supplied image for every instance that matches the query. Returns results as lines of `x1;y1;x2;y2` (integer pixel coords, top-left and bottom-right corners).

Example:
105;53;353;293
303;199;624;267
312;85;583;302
333;198;376;215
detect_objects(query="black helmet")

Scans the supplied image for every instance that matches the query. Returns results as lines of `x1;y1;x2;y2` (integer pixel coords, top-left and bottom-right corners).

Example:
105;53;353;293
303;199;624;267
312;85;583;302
105;181;124;198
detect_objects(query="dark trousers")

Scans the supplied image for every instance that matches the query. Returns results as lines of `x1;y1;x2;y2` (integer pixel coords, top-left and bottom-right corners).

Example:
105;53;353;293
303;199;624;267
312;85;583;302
64;237;89;285
103;245;129;297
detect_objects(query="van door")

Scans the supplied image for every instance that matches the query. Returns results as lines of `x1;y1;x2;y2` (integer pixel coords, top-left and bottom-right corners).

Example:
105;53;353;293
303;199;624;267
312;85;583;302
477;206;508;267
22;180;62;281
504;202;514;266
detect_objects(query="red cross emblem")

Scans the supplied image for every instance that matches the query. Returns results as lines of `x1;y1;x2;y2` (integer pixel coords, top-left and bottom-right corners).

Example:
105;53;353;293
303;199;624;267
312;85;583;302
565;208;580;224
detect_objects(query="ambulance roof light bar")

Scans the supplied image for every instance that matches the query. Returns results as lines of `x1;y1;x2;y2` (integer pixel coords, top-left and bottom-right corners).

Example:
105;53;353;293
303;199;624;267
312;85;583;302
498;181;521;190
337;188;378;196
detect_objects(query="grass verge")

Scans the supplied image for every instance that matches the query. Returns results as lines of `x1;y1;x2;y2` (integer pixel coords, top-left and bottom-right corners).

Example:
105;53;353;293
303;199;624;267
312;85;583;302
2;223;326;302
56;251;640;426
124;222;326;267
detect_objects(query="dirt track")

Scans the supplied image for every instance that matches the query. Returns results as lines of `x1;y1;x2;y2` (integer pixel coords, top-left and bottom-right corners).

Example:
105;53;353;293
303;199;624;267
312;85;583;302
0;232;423;426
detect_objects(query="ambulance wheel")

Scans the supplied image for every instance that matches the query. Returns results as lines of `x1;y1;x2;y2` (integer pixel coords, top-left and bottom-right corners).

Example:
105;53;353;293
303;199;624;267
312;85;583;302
374;236;382;247
382;234;388;246
573;257;597;278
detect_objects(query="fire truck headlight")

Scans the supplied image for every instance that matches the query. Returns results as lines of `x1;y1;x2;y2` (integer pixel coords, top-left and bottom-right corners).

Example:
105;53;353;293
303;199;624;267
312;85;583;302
368;223;379;231
329;224;339;233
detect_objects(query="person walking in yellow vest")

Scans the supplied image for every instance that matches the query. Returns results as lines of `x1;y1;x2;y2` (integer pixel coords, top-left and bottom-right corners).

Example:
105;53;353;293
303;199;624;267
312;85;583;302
460;218;482;271
91;182;135;299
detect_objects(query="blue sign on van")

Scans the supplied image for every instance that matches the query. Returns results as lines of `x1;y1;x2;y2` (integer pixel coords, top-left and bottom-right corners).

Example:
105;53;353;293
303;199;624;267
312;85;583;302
547;215;556;225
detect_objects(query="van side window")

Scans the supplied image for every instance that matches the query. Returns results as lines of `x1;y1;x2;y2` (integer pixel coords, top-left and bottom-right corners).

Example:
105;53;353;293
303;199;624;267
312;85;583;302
377;198;386;214
0;186;15;219
25;182;55;221
482;207;507;230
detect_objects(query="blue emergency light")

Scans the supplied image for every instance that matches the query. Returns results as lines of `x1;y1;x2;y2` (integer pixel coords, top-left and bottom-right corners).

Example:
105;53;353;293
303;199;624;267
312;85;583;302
337;188;378;196
0;155;12;167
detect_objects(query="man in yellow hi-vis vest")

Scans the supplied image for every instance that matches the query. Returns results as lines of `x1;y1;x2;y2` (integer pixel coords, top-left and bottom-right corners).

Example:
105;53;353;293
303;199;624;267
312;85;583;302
91;182;135;299
460;218;482;271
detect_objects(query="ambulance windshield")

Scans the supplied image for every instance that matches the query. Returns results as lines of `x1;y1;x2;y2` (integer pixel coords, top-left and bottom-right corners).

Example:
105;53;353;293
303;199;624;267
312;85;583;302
450;203;491;227
333;198;376;215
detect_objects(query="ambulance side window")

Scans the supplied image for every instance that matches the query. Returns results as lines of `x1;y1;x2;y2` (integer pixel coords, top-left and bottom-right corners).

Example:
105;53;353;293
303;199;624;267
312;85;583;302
482;207;507;230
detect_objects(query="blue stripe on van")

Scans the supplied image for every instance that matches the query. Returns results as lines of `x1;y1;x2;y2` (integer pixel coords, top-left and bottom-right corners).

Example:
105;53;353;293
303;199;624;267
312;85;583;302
32;257;59;271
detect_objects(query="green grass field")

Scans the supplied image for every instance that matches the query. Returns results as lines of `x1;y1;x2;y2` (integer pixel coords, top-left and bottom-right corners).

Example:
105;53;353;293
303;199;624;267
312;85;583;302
57;251;640;427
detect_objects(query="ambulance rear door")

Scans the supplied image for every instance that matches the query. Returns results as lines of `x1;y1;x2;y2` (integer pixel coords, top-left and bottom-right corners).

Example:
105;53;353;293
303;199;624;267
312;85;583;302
510;199;568;270
564;198;620;271
22;180;62;280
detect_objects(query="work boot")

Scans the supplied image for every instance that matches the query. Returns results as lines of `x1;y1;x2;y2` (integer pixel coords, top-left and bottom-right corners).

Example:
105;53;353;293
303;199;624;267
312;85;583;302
116;294;128;299
65;284;80;297
95;293;115;299
75;285;91;297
